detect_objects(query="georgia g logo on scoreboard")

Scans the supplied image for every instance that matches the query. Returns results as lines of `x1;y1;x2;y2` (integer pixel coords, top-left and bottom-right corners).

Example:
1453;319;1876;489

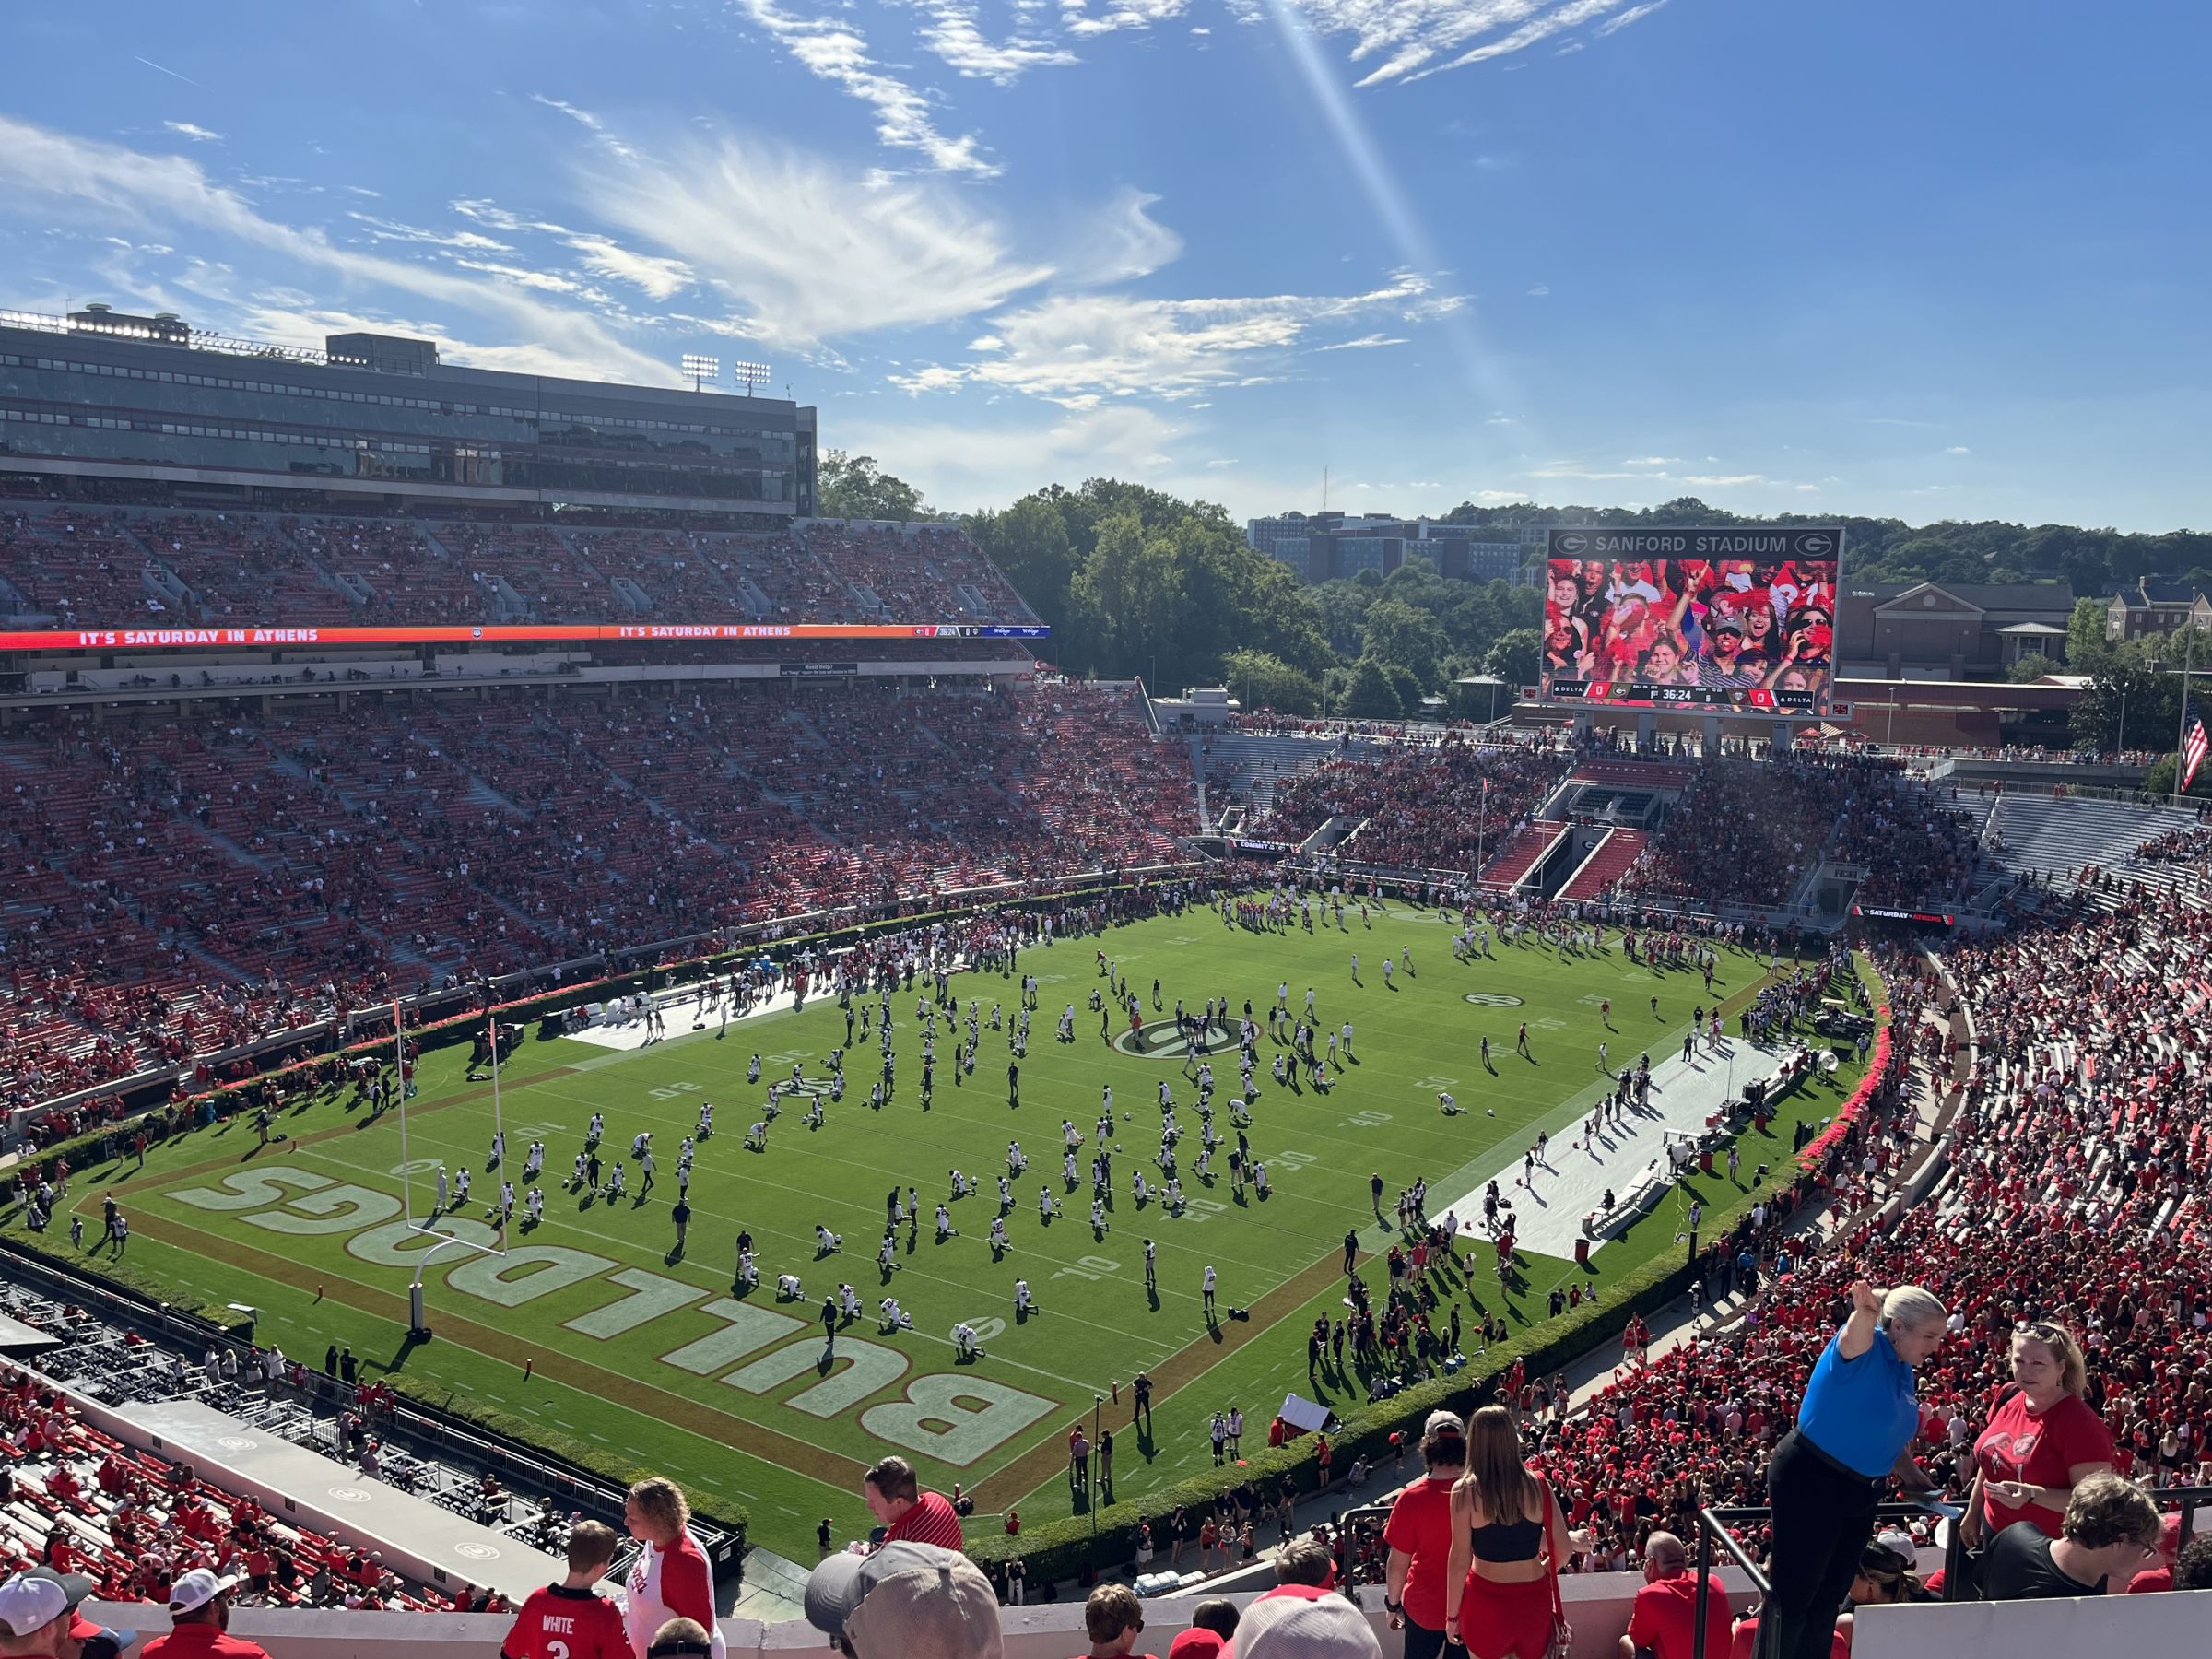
1555;533;1588;555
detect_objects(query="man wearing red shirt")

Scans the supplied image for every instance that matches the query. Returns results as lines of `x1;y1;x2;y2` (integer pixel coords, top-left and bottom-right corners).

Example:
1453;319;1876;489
1618;1534;1731;1659
862;1457;964;1553
503;1521;628;1659
1382;1413;1465;1659
140;1571;269;1659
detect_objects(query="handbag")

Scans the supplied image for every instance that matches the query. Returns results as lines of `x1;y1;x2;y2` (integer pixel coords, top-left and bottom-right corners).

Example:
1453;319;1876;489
1539;1477;1573;1659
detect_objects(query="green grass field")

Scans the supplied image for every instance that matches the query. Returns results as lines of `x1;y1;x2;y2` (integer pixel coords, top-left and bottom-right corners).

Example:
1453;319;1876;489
59;900;1858;1560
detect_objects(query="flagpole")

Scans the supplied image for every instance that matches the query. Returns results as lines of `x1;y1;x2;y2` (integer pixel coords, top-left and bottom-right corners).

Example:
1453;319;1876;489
2174;628;2195;808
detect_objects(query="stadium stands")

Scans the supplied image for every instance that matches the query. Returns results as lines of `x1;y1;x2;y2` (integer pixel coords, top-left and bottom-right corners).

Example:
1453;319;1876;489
1474;819;1567;889
1555;827;1648;902
0;680;1181;1111
1241;741;1571;874
0;504;1037;629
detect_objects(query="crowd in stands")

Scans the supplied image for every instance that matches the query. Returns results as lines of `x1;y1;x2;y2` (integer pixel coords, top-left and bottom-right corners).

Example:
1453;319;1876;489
0;680;1182;1112
1460;905;2209;1621
0;507;1036;629
1241;740;1569;874
0;1356;444;1612
1608;758;1980;911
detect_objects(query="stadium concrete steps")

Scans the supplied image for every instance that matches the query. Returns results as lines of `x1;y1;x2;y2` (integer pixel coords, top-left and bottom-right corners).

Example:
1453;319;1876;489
1477;819;1567;889
1987;793;2199;888
1557;826;1650;901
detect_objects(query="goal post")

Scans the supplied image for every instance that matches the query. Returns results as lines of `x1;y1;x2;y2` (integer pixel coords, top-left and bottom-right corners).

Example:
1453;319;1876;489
391;998;508;1338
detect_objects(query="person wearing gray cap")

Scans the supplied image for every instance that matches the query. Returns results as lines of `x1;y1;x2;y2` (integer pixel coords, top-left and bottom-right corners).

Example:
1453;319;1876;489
1382;1412;1466;1659
804;1541;1002;1659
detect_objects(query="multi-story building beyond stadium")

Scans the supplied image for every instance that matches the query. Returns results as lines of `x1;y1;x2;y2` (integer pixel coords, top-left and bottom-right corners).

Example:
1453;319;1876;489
0;304;817;520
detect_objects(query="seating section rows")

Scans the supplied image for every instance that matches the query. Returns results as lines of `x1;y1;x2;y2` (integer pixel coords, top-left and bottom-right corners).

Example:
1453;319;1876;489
0;508;1034;628
0;682;1181;1114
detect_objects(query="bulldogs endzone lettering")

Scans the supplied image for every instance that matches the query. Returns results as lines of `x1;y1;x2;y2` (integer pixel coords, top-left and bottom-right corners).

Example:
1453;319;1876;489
165;1167;1056;1465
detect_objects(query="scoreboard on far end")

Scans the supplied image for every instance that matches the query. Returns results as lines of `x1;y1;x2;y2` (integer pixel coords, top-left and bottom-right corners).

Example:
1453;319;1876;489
1538;526;1842;717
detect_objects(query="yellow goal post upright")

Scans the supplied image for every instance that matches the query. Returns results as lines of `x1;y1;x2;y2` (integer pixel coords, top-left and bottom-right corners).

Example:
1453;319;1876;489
391;996;507;1338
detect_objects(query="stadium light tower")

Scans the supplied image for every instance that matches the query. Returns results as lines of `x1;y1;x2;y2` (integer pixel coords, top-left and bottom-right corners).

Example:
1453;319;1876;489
680;353;720;393
731;359;771;397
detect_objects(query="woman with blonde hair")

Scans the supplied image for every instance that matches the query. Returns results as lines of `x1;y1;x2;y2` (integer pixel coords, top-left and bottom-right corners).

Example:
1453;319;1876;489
1960;1321;2113;1547
623;1477;724;1659
1442;1405;1575;1659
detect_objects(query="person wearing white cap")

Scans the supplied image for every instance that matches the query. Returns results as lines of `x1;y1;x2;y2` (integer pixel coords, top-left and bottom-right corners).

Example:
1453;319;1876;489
0;1571;81;1659
1;1567;140;1659
1227;1588;1380;1659
141;1570;265;1659
803;1540;1002;1659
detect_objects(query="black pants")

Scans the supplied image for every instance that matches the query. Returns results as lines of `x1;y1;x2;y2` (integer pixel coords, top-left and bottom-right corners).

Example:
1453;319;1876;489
1762;1430;1880;1659
1400;1617;1452;1659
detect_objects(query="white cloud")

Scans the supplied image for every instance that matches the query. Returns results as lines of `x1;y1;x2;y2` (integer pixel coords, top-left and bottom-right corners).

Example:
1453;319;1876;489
577;132;1052;346
729;0;997;173
1596;0;1668;35
1525;284;1549;296
1206;457;1239;467
162;121;223;143
1944;444;1971;454
905;0;1079;83
347;211;514;253
842;403;1187;510
1677;473;1768;487
1219;0;1665;86
1476;489;1530;501
565;235;695;300
890;270;1456;407
1058;189;1183;285
1315;333;1409;350
1061;0;1190;37
0;113;672;384
1622;456;1677;465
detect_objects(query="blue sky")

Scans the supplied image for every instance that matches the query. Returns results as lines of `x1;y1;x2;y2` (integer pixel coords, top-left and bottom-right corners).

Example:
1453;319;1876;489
2;0;2206;530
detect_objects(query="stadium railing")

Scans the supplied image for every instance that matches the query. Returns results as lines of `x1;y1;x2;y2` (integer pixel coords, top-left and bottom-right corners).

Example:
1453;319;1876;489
1690;1499;1966;1659
1688;1487;2212;1659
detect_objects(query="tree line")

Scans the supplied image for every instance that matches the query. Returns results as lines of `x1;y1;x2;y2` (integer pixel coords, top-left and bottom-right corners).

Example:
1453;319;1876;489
820;453;2212;730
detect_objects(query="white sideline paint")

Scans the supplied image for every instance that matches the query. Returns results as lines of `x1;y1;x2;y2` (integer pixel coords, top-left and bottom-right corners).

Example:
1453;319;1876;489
1436;1034;1790;1260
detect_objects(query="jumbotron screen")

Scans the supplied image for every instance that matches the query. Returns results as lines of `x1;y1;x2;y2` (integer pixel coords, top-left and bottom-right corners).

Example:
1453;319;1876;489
1539;526;1841;714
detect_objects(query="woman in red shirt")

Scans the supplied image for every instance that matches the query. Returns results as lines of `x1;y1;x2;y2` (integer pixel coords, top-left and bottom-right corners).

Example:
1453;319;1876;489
1960;1322;2115;1546
1383;1413;1467;1659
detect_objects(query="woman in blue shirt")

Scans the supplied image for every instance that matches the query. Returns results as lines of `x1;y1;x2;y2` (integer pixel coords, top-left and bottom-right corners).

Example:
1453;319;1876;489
1759;1279;1946;1659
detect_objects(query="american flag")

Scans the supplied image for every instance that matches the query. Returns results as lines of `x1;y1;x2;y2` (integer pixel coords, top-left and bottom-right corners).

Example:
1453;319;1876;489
2184;698;2208;791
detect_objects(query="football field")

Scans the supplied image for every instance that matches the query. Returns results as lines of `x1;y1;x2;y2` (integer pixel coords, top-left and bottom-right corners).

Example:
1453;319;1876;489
67;899;1857;1559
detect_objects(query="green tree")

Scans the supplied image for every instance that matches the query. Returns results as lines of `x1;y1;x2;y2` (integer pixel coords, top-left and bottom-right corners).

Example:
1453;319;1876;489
2069;662;2178;752
1382;662;1424;712
1359;598;1446;689
2065;597;2114;673
1340;657;1403;719
2141;753;2212;800
1220;649;1322;717
1485;627;1542;690
969;495;1077;629
2006;653;2058;683
816;451;934;521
